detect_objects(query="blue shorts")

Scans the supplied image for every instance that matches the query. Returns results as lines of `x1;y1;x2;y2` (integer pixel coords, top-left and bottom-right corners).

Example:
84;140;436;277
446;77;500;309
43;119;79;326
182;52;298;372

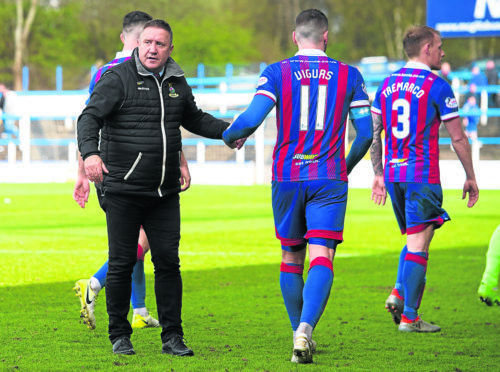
272;179;347;249
386;182;450;235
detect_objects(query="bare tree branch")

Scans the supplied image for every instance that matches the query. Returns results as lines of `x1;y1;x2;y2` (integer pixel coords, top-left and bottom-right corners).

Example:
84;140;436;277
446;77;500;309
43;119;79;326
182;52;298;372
13;0;38;90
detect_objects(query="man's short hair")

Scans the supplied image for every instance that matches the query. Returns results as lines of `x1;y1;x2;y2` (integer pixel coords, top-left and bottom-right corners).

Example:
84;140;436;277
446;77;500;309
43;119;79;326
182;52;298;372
295;9;328;44
123;11;152;33
143;19;173;45
403;25;440;59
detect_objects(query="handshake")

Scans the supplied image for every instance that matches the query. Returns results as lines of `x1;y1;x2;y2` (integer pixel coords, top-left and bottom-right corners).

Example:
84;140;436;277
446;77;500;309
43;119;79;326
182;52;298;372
222;121;247;149
223;137;246;150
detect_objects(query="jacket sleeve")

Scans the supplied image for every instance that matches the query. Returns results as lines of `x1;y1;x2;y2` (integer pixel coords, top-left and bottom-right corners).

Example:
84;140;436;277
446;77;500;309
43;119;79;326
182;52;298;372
180;78;230;139
77;71;125;160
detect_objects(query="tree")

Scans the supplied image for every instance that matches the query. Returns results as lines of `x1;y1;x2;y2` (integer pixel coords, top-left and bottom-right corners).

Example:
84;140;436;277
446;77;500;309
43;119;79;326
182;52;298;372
13;0;38;90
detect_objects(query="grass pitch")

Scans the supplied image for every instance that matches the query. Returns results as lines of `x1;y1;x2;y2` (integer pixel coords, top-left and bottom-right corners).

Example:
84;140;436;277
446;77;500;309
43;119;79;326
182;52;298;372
0;183;498;371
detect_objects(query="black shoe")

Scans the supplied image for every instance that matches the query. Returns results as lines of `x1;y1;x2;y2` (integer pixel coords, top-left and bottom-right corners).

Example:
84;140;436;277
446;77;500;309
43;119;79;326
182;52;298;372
162;334;194;356
112;336;135;355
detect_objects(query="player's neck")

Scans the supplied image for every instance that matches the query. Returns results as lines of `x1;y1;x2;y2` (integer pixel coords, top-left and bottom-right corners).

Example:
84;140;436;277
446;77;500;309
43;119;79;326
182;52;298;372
298;44;326;53
408;57;430;69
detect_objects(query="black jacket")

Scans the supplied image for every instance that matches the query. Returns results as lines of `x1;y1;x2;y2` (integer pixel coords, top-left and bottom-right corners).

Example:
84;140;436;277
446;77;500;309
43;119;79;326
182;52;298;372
77;48;229;197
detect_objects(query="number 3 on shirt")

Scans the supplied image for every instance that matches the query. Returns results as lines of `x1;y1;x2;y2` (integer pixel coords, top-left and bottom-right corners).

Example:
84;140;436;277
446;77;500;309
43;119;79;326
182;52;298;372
392;98;410;139
300;85;327;131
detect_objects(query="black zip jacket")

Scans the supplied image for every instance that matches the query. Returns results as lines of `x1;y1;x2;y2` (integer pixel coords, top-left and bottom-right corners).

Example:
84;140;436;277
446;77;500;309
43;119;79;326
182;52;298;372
77;48;229;197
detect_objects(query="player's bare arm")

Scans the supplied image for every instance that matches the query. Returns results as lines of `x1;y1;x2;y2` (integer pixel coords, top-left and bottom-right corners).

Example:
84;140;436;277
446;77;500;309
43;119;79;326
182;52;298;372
345;106;373;175
370;113;384;176
73;154;90;208
444;117;479;208
370;113;386;205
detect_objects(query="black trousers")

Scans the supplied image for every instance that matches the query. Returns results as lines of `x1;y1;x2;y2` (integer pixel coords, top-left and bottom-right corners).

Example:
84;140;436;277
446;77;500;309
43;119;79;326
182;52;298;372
100;191;183;344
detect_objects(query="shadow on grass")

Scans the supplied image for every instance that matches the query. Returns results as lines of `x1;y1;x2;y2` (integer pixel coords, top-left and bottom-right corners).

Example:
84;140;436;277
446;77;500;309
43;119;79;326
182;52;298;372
1;246;499;371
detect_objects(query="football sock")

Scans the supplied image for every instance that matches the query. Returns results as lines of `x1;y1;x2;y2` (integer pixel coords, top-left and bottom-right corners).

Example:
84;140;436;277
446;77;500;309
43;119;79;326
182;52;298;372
89;276;101;294
133;307;148;317
93;260;108;289
300;256;334;329
280;262;304;331
402;251;428;321
480;225;500;289
296;322;314;340
131;258;146;309
394;245;408;298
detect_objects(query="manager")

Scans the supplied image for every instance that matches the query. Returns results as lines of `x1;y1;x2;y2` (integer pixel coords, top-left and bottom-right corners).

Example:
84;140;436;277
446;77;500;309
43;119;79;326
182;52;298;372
77;19;241;356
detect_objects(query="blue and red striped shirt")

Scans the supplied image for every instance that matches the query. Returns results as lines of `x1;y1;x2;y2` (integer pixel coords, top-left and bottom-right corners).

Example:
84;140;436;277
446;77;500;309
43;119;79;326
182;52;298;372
257;49;369;182
371;61;459;184
87;51;132;101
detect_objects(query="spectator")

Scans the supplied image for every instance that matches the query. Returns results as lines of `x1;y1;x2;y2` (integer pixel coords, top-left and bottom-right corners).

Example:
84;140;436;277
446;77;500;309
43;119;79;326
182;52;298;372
468;66;488;108
0;84;6;137
0;84;7;111
0;84;18;139
440;61;452;85
485;60;499;107
462;95;480;142
470;65;488;88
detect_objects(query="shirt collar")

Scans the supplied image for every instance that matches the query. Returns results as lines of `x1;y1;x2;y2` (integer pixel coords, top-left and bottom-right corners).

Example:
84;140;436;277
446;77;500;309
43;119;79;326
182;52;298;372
115;50;133;59
295;49;328;57
405;61;431;71
152;65;166;79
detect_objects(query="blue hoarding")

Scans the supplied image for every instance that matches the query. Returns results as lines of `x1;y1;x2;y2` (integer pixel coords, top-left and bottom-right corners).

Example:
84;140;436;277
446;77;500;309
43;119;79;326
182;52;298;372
427;0;500;38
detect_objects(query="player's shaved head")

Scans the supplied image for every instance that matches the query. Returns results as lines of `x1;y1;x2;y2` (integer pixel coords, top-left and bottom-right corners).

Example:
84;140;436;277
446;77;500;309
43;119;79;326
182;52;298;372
295;9;328;44
403;25;440;59
123;11;152;33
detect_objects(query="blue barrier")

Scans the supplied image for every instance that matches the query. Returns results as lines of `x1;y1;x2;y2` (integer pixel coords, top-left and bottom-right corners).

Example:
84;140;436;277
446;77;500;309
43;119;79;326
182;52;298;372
17;63;500;93
438;137;500;145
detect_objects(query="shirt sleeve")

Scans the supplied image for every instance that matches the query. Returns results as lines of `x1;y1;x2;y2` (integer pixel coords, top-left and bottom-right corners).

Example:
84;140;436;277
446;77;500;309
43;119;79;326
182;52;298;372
254;64;278;103
350;68;370;108
436;81;459;122
371;85;383;115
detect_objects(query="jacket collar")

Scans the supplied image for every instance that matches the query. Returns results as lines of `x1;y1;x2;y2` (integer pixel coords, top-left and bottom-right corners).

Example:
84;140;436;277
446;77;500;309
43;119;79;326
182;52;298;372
132;48;184;79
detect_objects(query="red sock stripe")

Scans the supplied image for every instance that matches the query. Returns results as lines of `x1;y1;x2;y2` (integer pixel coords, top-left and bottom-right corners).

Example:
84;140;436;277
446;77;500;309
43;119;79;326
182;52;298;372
391;288;404;300
401;314;420;323
309;256;333;272
405;252;427;266
280;262;304;274
137;244;145;261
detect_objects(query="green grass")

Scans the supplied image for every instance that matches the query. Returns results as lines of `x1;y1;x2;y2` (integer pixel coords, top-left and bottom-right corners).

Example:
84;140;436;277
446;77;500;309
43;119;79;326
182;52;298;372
0;183;498;371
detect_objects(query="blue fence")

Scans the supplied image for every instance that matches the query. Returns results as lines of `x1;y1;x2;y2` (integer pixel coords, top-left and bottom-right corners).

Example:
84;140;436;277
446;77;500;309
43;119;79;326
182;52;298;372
3;63;500;165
